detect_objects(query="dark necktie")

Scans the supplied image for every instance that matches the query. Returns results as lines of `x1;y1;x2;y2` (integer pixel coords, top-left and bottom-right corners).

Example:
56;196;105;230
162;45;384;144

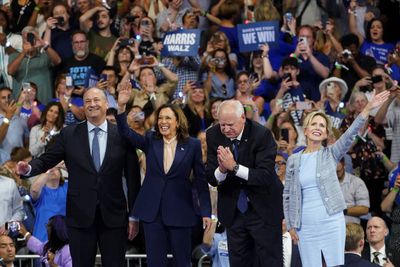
372;251;380;265
92;127;101;171
233;139;248;213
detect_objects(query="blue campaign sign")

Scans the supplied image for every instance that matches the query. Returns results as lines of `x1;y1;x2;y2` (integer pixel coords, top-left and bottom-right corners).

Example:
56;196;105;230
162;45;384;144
161;29;201;57
237;21;279;52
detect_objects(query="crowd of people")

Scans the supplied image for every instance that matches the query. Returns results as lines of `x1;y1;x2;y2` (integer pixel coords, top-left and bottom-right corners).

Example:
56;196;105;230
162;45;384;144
0;0;400;266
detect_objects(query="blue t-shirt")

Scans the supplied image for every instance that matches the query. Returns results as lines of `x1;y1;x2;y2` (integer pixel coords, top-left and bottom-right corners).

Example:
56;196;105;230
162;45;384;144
52;97;84;126
19;104;46;121
202;231;230;267
360;41;395;65
390;64;400;82
32;182;68;242
324;101;346;129
298;51;330;101
282;85;305;126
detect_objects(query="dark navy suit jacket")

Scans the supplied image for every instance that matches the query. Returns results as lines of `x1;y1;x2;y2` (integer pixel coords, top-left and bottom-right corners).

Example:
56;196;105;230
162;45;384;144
341;253;380;267
117;113;211;226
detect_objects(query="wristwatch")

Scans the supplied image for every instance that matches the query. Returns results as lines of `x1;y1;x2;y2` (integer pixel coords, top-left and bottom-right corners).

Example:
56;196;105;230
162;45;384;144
233;164;239;175
2;118;10;125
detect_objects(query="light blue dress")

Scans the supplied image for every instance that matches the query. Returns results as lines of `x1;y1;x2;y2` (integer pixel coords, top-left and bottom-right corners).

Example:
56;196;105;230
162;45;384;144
297;151;345;267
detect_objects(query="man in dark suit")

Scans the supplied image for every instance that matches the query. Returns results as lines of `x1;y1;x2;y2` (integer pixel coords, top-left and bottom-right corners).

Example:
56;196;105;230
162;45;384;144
206;100;283;267
17;88;141;267
361;217;396;267
342;223;379;267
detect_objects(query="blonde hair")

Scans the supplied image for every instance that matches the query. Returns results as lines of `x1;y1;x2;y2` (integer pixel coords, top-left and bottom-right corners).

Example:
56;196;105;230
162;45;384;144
210;31;231;54
345;223;364;251
254;0;281;22
303;111;333;140
187;87;210;117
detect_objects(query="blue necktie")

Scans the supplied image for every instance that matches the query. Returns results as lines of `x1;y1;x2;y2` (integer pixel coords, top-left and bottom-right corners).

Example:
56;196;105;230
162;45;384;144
92;127;101;171
233;139;248;213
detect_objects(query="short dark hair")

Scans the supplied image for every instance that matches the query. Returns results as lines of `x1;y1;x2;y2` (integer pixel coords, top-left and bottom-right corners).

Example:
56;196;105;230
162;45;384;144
340;33;360;48
0;87;12;94
106;107;117;117
281;57;299;69
154;104;189;141
10;147;31;162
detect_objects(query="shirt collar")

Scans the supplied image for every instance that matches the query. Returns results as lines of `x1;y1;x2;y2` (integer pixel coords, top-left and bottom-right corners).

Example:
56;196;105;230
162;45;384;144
231;124;245;142
87;120;108;133
371;245;386;256
163;135;177;145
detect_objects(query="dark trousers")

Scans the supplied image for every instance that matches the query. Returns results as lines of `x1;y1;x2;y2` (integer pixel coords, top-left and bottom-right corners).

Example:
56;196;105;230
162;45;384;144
68;209;127;267
227;205;282;267
143;214;192;267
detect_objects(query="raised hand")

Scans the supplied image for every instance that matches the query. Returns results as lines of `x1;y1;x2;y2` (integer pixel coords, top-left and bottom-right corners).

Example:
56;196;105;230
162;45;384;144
368;90;390;109
16;161;30;176
117;81;132;111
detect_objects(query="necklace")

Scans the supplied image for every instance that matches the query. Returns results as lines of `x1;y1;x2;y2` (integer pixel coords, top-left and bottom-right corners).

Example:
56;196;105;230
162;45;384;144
17;1;32;26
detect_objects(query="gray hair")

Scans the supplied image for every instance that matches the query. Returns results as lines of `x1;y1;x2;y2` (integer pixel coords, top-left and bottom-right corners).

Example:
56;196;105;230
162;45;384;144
349;91;368;106
217;99;244;118
84;87;107;100
21;26;38;35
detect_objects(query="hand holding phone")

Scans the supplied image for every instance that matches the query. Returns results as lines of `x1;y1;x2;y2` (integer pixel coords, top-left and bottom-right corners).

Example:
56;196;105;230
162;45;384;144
27;32;35;46
280;128;289;142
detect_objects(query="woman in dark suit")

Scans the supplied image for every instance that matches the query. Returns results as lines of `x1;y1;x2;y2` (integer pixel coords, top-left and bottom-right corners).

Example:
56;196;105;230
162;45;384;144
116;83;212;267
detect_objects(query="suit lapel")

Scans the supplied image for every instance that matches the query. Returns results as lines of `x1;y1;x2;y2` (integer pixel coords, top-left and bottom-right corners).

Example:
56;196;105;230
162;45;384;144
167;141;188;175
152;137;164;172
99;121;114;173
237;122;251;162
79;122;97;172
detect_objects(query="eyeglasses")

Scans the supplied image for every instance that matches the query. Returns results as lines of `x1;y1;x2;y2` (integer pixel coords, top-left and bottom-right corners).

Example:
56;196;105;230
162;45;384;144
275;161;286;166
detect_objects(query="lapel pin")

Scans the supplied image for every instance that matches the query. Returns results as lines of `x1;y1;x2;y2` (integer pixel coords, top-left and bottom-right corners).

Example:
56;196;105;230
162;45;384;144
181;147;184;151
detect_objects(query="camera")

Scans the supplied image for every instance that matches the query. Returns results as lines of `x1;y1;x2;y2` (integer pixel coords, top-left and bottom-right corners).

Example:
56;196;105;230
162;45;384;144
284;12;293;23
299;37;308;46
119;38;134;47
5;221;20;232
282;72;292;82
342;49;352;59
27;32;35;46
371;75;383;84
126;15;139;23
22;82;31;92
210;58;221;65
135;55;155;66
280;128;289;142
140;20;150;26
55;16;64;26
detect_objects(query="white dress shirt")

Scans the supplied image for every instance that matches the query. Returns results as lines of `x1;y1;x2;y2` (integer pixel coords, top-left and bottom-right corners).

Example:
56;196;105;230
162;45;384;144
282;231;292;267
87;120;108;166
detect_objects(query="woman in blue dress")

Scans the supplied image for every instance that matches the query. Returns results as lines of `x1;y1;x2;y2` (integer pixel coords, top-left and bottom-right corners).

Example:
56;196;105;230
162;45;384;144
283;90;390;267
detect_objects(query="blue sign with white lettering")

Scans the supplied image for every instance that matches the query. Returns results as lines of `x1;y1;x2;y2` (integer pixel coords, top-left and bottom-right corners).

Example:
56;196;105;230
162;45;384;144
161;29;201;57
237;21;279;52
